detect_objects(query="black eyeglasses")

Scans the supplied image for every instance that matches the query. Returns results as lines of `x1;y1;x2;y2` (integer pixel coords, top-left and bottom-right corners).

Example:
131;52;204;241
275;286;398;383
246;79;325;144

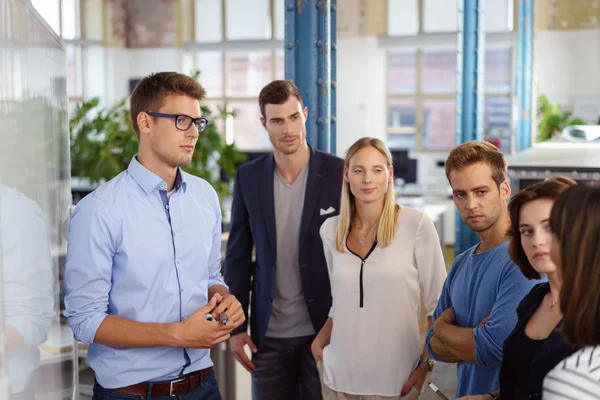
146;112;209;133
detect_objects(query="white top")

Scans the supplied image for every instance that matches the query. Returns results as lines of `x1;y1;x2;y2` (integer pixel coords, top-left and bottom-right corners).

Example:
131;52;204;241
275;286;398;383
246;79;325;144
543;346;600;400
319;207;448;396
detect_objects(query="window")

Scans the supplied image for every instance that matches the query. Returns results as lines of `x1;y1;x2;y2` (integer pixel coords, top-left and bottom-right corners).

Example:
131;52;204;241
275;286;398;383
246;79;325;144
226;51;272;97
225;0;271;40
194;0;223;42
387;0;514;35
191;0;285;150
387;46;512;151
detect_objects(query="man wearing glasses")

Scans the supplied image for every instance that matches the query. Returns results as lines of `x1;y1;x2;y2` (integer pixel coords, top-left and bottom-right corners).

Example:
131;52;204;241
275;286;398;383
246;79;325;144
64;72;244;400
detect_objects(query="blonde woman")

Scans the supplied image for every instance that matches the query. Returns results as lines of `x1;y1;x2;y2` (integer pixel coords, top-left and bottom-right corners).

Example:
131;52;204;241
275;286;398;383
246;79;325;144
311;137;447;399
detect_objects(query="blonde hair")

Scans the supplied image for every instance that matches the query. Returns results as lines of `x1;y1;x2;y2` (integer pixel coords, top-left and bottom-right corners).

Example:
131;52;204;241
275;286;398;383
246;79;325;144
335;137;400;252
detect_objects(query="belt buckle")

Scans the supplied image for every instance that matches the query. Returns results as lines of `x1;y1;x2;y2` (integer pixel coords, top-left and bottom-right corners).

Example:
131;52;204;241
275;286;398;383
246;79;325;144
169;377;186;397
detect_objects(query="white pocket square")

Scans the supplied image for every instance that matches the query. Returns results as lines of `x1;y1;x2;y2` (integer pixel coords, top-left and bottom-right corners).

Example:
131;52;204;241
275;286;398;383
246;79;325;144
320;206;336;216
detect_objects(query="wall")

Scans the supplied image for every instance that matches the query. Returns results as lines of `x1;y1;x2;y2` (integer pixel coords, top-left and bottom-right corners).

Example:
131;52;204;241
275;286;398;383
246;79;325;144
335;37;387;157
535;29;600;123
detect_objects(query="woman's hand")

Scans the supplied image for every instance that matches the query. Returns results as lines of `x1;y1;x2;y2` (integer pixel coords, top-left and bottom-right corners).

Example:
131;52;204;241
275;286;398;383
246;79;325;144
401;363;429;396
311;336;325;363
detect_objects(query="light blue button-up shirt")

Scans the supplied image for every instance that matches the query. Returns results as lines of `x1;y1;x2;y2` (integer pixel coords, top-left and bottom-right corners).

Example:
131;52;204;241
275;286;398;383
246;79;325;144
64;156;227;389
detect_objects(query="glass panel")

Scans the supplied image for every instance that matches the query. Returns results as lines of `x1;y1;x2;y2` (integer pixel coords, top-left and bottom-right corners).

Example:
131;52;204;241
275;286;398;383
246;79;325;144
195;0;223;42
226;0;271;40
30;0;60;35
422;49;457;94
484;96;512;152
388;98;416;129
196;51;223;98
275;50;285;80
0;2;72;398
387;0;419;35
388;98;416;150
60;0;78;39
202;100;226;139
388;50;417;94
226;51;272;97
66;45;83;98
387;134;417;150
423;0;459;32
485;46;512;93
227;101;271;150
422;99;456;150
485;0;512;32
274;0;285;40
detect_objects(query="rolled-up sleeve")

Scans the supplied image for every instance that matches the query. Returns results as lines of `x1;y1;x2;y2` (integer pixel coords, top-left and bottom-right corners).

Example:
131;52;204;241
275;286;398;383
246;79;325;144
472;262;531;367
63;196;115;344
207;189;227;289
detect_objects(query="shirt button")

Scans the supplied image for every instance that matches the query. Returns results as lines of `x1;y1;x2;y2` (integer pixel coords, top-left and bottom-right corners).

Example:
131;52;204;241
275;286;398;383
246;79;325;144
160;184;165;189
165;204;169;210
182;317;186;321
173;232;177;237
180;288;185;293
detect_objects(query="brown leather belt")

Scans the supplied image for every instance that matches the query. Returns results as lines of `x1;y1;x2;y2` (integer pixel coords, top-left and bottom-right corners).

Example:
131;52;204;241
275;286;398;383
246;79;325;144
111;367;211;397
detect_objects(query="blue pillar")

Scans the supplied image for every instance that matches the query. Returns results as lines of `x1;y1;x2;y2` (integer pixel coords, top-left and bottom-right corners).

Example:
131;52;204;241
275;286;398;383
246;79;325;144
285;0;336;153
455;0;486;255
516;0;534;152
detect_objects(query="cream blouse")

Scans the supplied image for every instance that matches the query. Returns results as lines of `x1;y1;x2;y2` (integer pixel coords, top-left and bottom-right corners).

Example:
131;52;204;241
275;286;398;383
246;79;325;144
319;207;447;396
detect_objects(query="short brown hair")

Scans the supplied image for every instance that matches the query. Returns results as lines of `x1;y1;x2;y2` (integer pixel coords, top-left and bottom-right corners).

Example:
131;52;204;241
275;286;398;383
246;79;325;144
507;176;577;279
129;72;207;139
550;184;600;347
258;80;304;118
445;140;507;187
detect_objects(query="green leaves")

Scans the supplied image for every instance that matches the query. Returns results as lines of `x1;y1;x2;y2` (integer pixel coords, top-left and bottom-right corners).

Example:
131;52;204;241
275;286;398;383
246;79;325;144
536;94;586;142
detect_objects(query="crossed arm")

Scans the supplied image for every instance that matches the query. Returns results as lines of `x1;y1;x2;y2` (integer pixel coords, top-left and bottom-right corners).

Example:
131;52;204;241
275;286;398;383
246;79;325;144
428;307;488;364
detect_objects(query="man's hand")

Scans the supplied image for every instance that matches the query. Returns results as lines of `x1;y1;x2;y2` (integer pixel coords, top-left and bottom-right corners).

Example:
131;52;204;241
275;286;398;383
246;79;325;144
210;293;245;329
230;332;257;372
401;363;429;396
174;296;235;348
439;306;456;324
478;315;490;327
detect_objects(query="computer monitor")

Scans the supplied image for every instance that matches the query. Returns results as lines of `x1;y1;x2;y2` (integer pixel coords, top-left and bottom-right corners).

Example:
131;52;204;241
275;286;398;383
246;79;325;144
390;150;418;184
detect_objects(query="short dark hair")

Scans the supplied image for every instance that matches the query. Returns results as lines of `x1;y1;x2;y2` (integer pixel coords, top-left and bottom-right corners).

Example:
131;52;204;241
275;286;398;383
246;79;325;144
550;184;600;347
129;72;207;140
445;140;507;188
258;80;304;118
507;176;577;279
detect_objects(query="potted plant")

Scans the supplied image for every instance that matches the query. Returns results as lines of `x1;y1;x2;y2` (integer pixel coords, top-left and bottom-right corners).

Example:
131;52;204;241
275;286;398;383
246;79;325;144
536;94;586;142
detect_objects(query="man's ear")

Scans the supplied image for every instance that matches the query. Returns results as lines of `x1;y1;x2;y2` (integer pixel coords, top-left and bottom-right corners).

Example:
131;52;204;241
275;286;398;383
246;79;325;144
303;106;308;120
500;180;511;200
260;116;267;130
137;112;151;134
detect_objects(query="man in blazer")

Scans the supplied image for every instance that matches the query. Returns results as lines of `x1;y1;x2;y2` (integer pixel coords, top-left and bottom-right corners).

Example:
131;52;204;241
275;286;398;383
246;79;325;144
224;80;344;400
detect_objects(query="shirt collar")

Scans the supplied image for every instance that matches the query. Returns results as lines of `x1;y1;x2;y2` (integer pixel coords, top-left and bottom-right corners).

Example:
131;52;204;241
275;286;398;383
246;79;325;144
127;155;187;195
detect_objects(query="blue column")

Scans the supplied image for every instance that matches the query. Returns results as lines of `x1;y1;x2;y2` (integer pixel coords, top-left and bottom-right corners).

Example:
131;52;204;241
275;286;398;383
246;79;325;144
455;0;486;254
285;0;336;153
516;0;534;152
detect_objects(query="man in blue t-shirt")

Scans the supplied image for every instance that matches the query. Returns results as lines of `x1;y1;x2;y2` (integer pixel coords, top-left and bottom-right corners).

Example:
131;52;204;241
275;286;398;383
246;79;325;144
424;141;540;398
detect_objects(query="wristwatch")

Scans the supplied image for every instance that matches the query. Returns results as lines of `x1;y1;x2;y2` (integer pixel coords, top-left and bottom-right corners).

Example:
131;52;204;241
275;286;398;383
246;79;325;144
419;356;436;371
